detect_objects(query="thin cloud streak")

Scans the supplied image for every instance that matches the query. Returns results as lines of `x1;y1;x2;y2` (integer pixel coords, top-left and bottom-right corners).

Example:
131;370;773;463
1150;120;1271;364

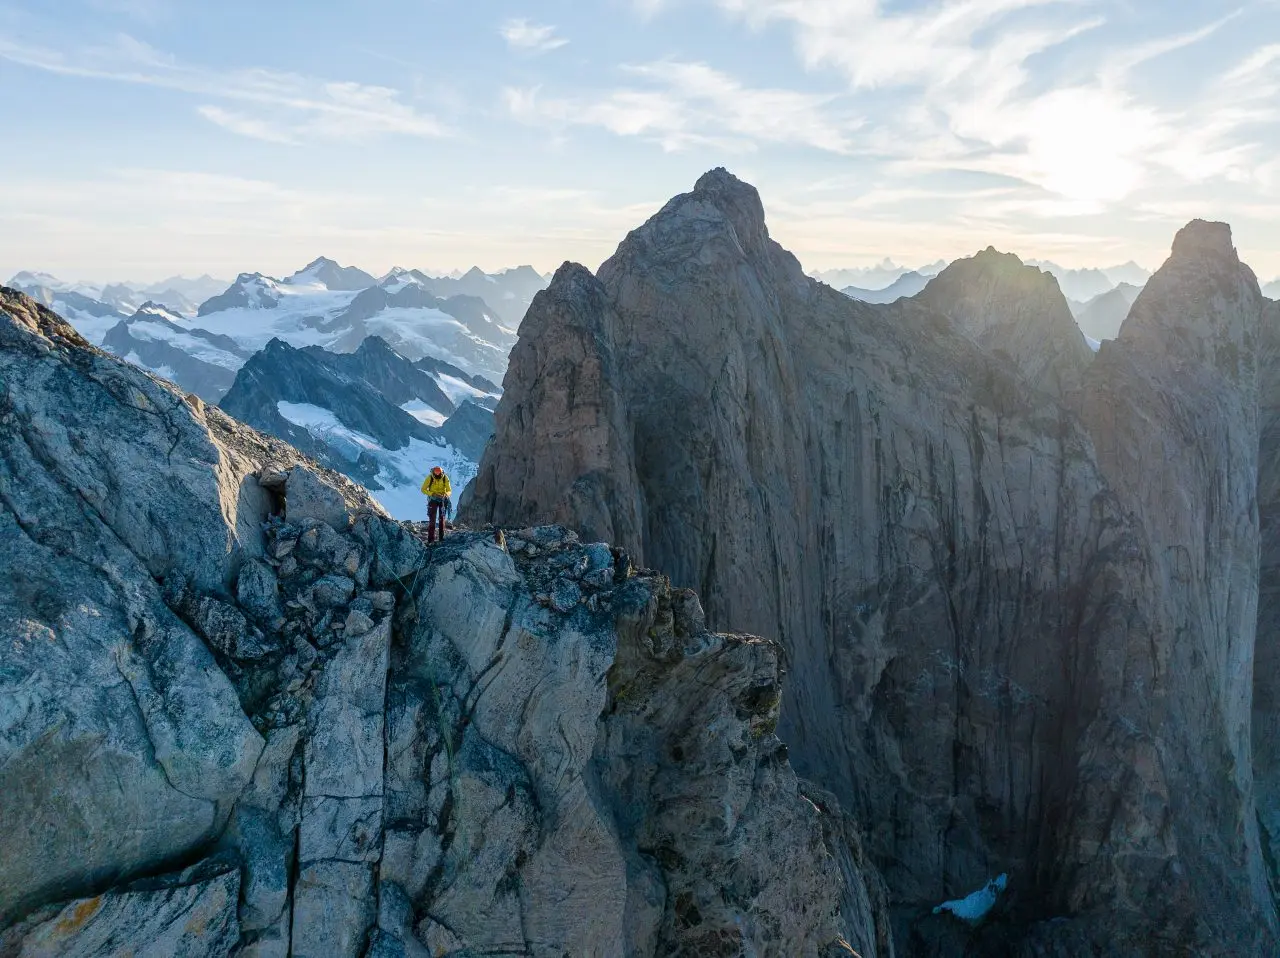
0;34;449;142
504;60;860;154
500;18;570;53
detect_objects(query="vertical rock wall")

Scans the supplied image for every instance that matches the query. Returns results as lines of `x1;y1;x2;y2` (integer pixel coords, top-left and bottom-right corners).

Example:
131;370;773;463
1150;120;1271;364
461;173;1280;953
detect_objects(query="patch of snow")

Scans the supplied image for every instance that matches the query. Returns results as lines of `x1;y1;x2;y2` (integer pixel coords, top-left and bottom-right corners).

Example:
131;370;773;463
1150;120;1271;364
59;308;122;345
400;400;448;427
196;285;359;356
123;351;177;381
380;272;428;294
932;874;1008;924
275;401;477;521
364;305;468;337
277;402;376;447
126;321;244;369
434;373;497;405
137;304;187;325
1085;335;1101;352
368;437;477;522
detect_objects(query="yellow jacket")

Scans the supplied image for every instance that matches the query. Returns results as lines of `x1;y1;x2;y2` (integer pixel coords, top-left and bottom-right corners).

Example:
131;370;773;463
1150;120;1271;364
421;473;452;498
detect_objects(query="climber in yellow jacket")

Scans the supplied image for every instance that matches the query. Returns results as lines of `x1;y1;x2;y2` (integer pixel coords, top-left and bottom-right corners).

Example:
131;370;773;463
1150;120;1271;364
421;466;452;543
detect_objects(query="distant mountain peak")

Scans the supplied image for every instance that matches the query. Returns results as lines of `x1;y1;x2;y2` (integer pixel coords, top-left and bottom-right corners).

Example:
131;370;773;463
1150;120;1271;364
135;300;184;319
285;258;377;292
198;273;284;317
841;270;932;304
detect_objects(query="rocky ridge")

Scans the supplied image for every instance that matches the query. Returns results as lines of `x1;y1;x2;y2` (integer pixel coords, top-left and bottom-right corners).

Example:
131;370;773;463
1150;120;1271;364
462;170;1280;954
0;286;883;956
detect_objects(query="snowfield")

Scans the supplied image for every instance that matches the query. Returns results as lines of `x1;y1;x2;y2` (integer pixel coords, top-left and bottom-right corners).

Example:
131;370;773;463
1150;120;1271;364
400;400;448;427
56;304;125;345
125;320;245;369
198;282;360;353
436;372;498;405
276;400;477;520
124;353;176;381
191;278;511;383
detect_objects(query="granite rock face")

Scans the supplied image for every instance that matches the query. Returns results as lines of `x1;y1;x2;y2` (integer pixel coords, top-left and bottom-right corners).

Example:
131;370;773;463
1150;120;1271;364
1253;295;1280;923
1070;221;1272;951
914;247;1094;396
462;172;1280;953
0;286;879;955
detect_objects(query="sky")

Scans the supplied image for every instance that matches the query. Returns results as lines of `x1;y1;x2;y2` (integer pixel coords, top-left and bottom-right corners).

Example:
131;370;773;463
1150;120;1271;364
1;0;1279;285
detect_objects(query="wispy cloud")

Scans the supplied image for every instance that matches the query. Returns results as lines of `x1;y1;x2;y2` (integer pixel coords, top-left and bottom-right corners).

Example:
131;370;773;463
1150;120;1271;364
700;0;1276;208
0;33;449;143
505;60;859;154
196;106;299;145
500;18;569;53
86;0;171;24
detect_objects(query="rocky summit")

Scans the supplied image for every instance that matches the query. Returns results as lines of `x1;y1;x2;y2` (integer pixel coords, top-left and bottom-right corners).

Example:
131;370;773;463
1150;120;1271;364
463;170;1280;954
0;286;882;955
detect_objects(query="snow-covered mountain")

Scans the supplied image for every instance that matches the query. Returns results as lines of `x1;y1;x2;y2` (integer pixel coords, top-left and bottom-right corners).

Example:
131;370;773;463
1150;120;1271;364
219;336;498;518
193;265;518;384
144;274;229;305
7;280;131;343
841;270;933;303
9;259;545;395
97;283;150;315
393;264;549;329
101;302;252;402
1264;279;1280;300
6;271;224;322
284;256;378;291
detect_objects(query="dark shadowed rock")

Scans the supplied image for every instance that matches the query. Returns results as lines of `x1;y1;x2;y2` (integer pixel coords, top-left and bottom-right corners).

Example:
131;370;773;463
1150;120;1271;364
1255;296;1280;914
0;855;242;957
438;399;495;461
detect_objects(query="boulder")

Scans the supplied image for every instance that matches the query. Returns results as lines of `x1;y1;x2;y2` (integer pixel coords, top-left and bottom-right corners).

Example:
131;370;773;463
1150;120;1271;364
285;466;351;529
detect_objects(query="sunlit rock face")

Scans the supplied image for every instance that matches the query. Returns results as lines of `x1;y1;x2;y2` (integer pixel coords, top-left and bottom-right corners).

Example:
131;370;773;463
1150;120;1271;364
463;172;1280;954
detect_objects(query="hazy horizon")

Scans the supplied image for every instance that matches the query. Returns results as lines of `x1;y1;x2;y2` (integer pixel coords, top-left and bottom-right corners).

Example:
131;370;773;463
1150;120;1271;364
2;0;1279;283
2;245;1184;293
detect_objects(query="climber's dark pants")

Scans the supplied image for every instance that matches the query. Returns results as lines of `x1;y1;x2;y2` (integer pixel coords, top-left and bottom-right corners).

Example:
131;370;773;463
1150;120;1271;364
428;500;447;543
